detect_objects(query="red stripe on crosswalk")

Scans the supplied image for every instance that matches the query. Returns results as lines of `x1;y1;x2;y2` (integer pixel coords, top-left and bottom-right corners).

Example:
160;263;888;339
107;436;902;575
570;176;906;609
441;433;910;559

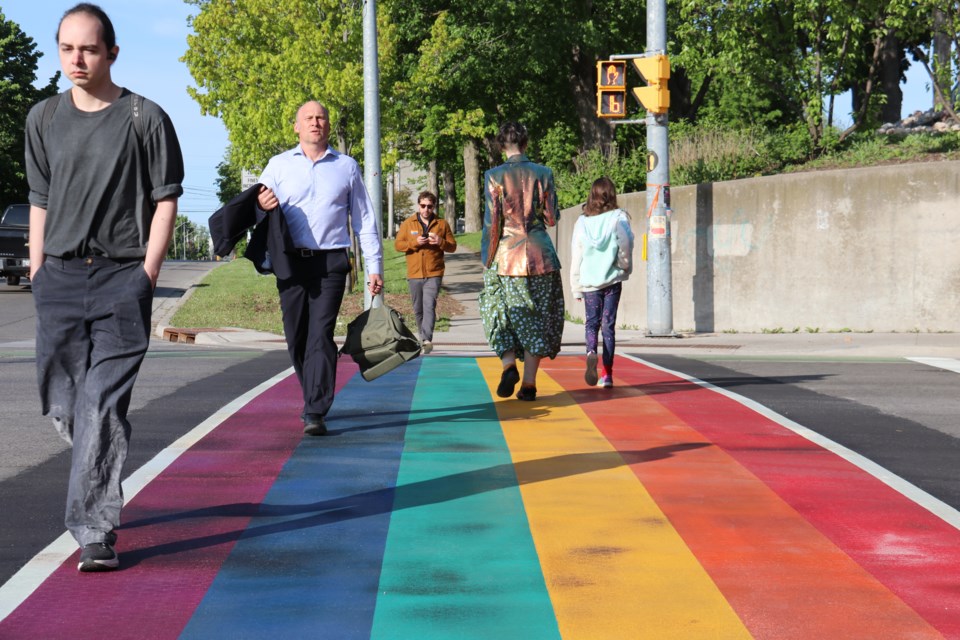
547;356;951;638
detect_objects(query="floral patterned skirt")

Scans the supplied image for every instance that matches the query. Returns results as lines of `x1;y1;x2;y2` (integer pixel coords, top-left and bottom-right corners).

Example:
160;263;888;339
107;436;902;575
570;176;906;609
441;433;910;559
478;268;565;360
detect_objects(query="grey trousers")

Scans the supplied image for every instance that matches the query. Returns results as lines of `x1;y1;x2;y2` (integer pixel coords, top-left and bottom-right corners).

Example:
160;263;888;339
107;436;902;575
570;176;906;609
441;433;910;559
32;256;153;547
408;276;441;342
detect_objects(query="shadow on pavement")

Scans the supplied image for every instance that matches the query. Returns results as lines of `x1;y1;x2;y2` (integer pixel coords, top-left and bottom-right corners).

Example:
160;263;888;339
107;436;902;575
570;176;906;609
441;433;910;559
117;442;711;568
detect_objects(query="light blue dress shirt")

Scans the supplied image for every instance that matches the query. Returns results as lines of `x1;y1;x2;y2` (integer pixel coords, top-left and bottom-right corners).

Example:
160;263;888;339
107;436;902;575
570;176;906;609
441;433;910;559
258;145;382;275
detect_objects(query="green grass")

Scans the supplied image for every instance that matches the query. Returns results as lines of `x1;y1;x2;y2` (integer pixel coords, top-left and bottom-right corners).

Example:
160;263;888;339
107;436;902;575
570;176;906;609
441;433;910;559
172;233;477;336
793;131;960;173
456;231;482;253
170;260;284;334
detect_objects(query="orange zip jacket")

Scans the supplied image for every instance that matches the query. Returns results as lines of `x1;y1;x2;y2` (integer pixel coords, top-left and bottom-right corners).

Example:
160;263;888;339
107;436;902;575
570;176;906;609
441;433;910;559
394;215;457;279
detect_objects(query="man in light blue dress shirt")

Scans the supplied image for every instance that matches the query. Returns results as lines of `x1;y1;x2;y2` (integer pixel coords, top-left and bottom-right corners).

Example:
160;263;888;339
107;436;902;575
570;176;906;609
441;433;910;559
257;101;383;436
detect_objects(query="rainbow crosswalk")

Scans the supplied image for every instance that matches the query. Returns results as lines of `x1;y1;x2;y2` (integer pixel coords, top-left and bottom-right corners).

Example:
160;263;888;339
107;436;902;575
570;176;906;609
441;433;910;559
1;355;958;639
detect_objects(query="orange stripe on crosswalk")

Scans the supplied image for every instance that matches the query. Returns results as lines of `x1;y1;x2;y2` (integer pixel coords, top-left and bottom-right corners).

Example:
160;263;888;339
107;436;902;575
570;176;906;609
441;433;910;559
480;358;752;639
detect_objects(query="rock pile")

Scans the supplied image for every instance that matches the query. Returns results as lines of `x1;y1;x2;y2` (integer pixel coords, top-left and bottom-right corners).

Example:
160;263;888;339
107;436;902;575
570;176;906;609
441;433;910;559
879;109;960;134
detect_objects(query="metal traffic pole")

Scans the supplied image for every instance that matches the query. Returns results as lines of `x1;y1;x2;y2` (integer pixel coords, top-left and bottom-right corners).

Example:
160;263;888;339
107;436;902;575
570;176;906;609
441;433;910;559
642;0;673;336
611;0;674;336
362;0;383;310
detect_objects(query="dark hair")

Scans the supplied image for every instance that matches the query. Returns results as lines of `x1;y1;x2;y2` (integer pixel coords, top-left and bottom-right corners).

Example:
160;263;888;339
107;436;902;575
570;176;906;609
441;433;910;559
583;177;619;216
417;190;437;205
57;3;116;51
496;121;528;150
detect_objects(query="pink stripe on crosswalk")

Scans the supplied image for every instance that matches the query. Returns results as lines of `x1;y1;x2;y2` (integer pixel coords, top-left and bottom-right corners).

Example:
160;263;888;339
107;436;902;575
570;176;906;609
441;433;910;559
0;362;357;639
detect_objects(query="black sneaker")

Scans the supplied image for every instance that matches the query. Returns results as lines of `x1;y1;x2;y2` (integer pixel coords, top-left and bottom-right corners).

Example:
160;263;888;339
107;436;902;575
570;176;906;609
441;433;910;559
303;415;327;436
516;385;537;402
78;542;119;572
496;365;520;398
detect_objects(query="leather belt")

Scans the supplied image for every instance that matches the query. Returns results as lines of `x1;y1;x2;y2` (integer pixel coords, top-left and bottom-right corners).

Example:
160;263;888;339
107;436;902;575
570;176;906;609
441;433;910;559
295;248;341;257
48;254;142;266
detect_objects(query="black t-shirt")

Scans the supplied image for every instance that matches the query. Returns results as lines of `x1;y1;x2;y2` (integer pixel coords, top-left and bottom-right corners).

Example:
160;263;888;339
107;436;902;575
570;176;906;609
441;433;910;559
25;89;184;258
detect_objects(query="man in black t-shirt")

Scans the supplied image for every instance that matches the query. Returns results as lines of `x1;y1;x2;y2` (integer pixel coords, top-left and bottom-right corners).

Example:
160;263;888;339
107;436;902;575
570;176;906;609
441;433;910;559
24;3;184;572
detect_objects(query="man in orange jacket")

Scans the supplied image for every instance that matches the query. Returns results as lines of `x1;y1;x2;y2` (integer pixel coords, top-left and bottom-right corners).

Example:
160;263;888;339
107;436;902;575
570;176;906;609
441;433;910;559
394;190;457;353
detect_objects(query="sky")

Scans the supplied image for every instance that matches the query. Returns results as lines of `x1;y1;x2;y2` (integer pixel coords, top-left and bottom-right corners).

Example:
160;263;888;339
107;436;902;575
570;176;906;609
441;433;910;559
3;2;940;229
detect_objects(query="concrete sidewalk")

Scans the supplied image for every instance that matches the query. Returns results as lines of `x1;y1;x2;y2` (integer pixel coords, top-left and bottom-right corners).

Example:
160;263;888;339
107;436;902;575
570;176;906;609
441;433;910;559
155;247;960;359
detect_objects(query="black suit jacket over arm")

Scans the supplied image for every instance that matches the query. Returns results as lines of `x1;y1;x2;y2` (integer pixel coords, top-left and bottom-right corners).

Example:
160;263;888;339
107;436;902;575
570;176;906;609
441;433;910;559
208;183;297;280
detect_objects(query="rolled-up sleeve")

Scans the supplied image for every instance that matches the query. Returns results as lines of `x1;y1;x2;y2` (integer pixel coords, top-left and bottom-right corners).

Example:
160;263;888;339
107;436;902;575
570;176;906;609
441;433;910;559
145;112;184;203
24;102;50;209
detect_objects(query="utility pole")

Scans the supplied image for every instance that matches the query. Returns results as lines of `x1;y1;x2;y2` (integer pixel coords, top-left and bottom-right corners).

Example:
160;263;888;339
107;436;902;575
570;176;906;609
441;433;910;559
362;0;383;310
387;169;395;239
599;1;673;336
643;0;673;336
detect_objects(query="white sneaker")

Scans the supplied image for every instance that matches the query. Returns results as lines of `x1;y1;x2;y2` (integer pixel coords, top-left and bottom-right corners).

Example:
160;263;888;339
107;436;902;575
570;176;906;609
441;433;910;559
422;341;433;354
584;352;598;386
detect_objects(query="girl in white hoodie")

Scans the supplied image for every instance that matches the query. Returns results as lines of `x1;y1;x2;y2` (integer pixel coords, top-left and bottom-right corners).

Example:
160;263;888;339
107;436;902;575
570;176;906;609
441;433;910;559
570;177;635;388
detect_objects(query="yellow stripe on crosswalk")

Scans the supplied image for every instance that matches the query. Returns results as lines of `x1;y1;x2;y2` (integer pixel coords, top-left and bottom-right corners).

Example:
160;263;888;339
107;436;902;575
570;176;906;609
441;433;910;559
479;358;751;639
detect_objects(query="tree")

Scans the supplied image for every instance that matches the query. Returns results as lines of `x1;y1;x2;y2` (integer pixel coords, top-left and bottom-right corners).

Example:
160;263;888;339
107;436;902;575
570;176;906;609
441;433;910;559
167;214;210;261
551;0;650;150
673;0;922;148
0;12;60;208
386;2;584;232
894;0;959;120
183;0;397;172
215;150;242;204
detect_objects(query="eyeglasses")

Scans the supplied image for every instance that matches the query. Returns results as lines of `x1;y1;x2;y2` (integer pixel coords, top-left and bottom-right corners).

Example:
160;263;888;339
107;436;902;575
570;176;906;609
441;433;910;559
419;203;435;209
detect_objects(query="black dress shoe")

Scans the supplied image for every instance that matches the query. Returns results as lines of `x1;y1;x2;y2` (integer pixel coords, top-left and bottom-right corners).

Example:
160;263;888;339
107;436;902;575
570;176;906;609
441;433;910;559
497;365;520;398
516;385;537;402
303;416;327;436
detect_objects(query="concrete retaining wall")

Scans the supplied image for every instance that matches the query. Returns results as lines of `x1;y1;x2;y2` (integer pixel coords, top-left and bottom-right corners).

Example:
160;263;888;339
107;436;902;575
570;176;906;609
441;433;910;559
555;160;960;333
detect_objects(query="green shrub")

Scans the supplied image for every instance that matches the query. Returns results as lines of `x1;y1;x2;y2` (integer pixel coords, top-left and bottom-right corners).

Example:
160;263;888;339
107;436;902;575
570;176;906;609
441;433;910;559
556;147;647;209
671;125;759;184
537;122;580;173
555;122;960;207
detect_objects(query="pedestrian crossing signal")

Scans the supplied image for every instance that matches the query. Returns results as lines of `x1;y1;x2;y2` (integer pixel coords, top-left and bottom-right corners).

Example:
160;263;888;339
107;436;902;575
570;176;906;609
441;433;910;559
598;91;627;117
596;60;627;119
598;61;626;89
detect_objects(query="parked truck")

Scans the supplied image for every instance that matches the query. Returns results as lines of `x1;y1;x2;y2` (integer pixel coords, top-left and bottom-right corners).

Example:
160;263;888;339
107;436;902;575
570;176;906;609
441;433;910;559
0;204;30;286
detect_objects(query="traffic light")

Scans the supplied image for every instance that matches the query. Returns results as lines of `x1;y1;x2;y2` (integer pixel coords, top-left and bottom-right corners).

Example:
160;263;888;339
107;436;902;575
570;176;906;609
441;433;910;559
596;60;627;118
631;54;670;114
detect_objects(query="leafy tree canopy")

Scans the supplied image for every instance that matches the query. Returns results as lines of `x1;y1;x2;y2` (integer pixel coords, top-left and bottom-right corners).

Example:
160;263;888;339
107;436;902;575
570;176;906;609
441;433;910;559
183;0;397;172
0;11;60;208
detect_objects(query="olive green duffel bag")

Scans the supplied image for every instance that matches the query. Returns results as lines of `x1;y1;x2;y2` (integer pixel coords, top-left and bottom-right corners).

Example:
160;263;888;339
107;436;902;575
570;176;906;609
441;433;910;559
339;303;422;381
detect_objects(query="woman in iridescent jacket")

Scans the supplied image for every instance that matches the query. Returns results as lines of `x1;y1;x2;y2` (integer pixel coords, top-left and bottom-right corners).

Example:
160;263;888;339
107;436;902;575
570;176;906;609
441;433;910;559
478;121;565;402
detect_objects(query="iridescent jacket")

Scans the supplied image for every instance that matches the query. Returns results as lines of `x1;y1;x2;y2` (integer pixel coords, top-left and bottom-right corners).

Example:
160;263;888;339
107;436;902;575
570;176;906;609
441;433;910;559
481;154;561;276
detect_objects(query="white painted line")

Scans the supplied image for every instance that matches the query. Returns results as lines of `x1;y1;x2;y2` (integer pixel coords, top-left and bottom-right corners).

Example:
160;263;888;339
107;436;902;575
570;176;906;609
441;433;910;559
0;367;294;623
625;354;960;532
907;357;960;375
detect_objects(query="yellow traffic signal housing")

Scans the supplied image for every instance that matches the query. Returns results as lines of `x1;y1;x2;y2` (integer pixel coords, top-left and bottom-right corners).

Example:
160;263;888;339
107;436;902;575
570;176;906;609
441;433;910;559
631;54;670;113
596;60;627;118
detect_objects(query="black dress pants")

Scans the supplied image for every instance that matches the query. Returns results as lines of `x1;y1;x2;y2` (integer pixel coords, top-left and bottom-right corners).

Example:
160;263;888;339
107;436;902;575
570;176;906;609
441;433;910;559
276;249;351;418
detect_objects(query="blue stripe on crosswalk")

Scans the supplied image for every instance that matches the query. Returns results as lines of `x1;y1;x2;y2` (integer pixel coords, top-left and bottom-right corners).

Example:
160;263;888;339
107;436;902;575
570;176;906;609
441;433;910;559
180;362;420;639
